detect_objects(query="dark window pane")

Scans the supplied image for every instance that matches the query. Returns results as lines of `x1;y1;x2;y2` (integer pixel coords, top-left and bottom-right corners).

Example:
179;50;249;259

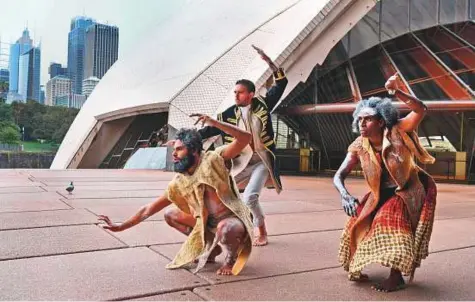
455;22;475;45
351;47;387;94
457;71;475;90
410;80;449;100
389;51;429;80
319;41;349;78
383;34;418;53
415;29;444;52
436;52;468;71
416;26;471;71
383;34;431;80
317;63;352;103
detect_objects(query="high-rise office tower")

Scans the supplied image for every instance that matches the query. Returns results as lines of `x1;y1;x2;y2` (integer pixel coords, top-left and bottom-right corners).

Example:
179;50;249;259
18;46;41;102
84;23;119;80
49;62;68;79
8;28;32;94
67;16;95;94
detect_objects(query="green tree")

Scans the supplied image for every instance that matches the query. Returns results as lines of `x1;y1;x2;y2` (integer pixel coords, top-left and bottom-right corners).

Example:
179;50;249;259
4;100;79;144
0;81;8;93
0;102;14;122
0;81;8;103
0;122;21;144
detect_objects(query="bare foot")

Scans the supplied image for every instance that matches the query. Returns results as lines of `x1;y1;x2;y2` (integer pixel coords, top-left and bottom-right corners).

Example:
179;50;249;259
253;225;268;246
349;273;369;282
372;270;405;292
216;263;233;275
253;234;268;246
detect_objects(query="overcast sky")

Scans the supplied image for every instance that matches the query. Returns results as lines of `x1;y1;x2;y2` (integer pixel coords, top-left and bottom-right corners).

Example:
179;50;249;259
0;0;187;85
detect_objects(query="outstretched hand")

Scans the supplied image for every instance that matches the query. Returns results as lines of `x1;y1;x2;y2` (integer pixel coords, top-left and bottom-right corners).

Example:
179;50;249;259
98;215;123;232
252;44;270;61
341;194;359;217
190;113;216;128
252;44;278;72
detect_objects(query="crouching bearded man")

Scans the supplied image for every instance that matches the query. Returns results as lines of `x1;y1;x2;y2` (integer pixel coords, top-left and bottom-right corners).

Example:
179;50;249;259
98;113;254;276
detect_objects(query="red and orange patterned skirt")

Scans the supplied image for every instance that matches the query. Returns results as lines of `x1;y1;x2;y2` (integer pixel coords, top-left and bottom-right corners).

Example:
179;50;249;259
339;174;437;278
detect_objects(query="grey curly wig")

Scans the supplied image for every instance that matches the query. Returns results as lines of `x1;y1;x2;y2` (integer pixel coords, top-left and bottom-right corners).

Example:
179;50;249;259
352;97;399;133
174;128;203;154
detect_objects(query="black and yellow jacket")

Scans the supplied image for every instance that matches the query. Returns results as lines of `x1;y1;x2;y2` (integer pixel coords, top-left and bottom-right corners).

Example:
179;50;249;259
198;69;288;192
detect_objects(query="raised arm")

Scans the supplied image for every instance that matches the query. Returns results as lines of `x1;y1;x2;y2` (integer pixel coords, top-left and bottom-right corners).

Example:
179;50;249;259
385;74;427;132
333;152;360;217
190;113;251;161
198;125;222;140
252;44;288;110
98;195;172;232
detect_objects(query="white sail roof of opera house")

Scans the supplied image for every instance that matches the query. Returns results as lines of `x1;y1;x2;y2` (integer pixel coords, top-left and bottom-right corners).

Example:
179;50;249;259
52;0;379;169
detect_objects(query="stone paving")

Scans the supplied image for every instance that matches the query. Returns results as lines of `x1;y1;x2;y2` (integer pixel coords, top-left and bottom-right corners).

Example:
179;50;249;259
0;169;474;300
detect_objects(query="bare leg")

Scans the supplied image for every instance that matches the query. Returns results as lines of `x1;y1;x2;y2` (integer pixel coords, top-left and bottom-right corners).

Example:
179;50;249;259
215;217;246;275
164;208;222;262
164;207;196;235
372;268;405;292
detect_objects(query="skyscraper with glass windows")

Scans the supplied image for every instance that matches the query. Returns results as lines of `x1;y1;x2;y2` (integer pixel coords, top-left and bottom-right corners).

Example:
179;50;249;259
18;46;41;102
84;23;119;80
49;62;68;79
67;16;95;94
8;28;32;94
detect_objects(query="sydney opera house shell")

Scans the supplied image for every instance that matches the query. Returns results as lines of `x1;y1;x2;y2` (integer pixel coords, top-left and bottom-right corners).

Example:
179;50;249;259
52;0;475;181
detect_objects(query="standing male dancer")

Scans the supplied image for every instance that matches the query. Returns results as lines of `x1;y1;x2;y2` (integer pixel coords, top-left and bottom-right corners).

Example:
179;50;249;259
198;45;288;246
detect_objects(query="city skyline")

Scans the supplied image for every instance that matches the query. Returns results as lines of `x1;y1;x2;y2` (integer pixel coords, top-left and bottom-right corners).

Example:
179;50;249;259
0;0;187;85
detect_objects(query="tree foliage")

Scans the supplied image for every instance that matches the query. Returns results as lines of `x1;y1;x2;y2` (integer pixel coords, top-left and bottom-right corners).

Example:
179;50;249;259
0;124;21;144
0;100;79;144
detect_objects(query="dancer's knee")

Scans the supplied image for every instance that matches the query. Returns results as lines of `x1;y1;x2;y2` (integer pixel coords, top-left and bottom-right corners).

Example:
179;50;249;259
163;207;181;226
216;218;245;244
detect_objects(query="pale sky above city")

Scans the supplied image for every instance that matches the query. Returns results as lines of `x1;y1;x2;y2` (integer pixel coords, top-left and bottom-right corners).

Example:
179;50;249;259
0;0;187;85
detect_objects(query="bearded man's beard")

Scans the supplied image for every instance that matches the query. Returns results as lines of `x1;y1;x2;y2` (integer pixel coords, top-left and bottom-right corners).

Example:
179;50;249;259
174;153;195;173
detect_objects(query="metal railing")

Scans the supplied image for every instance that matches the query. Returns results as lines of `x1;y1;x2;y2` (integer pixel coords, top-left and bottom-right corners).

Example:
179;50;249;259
0;144;22;152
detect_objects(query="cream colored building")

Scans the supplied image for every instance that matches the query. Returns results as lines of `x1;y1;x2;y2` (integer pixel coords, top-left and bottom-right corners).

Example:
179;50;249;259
45;75;71;106
82;76;100;99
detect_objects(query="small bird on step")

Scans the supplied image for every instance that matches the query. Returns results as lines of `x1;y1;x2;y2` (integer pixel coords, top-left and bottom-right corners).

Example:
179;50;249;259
66;181;74;194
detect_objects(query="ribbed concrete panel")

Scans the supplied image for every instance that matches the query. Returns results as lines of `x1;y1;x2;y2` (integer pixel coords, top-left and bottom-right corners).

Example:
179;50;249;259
169;76;228;130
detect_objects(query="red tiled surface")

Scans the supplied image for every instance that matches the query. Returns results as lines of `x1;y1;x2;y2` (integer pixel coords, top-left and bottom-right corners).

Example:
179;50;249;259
0;169;473;300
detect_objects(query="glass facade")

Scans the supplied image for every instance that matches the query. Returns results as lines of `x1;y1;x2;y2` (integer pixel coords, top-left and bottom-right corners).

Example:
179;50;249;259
8;29;32;93
68;17;95;94
17;47;41;102
85;23;119;80
49;63;68;79
276;0;475;179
